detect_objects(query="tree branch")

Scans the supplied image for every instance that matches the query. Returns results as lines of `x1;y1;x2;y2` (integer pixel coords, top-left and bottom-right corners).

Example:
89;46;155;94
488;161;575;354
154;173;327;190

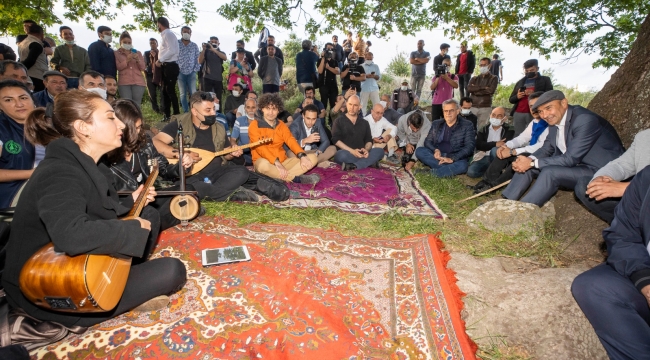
475;0;492;26
146;0;157;24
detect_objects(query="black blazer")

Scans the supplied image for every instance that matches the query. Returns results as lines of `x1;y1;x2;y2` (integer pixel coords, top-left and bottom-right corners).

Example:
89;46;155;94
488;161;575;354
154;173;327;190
288;116;331;153
476;123;515;152
532;105;624;170
2;138;149;326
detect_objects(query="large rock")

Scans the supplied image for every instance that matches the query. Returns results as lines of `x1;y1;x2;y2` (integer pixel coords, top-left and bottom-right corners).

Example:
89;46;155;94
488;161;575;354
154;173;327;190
465;199;555;236
450;253;606;359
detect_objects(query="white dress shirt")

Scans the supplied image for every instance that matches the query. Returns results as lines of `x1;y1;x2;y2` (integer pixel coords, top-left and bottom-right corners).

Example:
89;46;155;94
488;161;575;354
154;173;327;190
363;114;397;138
532;110;568;168
506;119;550;155
158;29;179;63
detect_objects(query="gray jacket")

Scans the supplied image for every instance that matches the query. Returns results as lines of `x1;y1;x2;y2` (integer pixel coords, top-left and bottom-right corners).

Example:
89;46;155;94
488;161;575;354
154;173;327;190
396;110;431;161
257;56;283;85
592;128;650;182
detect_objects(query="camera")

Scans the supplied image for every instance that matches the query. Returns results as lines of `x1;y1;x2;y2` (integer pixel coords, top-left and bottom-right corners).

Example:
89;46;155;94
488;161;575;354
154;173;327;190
324;50;334;60
435;64;448;77
349;60;358;72
203;42;217;49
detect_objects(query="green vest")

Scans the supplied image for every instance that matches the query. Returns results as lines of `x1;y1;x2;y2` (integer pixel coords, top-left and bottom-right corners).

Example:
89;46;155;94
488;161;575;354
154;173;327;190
173;112;226;152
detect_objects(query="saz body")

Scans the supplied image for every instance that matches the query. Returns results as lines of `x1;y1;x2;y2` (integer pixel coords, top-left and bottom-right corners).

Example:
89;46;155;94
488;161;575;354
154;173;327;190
167;138;271;175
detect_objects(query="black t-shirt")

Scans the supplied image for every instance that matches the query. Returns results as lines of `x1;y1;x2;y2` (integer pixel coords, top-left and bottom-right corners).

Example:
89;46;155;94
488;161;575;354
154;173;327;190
331;113;372;150
278;110;292;123
203;47;225;81
161;121;220;152
433;54;451;70
342;63;365;91
490;59;502;77
317;57;338;87
438;123;453;155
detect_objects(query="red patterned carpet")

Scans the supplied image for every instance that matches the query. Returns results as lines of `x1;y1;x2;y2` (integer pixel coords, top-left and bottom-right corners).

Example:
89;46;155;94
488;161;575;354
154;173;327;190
34;217;476;359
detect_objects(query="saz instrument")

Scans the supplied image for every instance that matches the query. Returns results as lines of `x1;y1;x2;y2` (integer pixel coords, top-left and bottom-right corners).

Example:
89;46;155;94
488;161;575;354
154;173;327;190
167;138;272;176
170;123;200;225
18;160;159;313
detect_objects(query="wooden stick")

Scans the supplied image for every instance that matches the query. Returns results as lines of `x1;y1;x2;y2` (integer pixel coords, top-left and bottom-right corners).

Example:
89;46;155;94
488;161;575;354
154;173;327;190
456;180;512;204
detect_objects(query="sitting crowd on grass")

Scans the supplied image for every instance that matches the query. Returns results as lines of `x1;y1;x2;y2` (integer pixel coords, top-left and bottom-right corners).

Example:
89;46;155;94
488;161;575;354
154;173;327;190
2;16;650;359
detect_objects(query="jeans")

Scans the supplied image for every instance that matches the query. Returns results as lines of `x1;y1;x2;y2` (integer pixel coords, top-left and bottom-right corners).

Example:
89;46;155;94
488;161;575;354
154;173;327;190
225;112;237;130
262;84;279;93
161;62;180;117
333;148;384;169
117;85;146;108
66;77;79;89
458;73;471;98
410;74;425;98
467;147;497;178
415;147;469;177
178;71;197;113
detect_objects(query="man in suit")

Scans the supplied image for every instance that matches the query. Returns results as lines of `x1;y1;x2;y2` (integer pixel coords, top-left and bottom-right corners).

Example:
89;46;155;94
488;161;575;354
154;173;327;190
289;103;336;167
502;90;624;206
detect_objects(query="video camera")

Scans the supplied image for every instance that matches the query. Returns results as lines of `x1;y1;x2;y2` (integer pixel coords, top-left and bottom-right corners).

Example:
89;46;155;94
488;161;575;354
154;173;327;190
324;50;334;60
349;59;358;72
435;64;448;77
202;42;217;49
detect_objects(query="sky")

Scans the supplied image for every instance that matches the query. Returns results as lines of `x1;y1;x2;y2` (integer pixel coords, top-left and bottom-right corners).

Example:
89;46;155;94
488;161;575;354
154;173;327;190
0;0;617;91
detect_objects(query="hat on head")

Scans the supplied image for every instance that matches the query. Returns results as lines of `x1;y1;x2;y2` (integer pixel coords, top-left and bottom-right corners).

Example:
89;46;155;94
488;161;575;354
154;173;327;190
531;90;565;111
43;70;68;80
401;79;408;84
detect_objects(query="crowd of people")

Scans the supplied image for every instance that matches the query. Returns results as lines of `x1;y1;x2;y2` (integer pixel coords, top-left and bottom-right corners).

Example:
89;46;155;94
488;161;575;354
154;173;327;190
1;16;650;359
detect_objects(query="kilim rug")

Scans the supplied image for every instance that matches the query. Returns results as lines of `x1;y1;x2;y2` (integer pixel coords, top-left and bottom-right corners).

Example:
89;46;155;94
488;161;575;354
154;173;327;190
34;218;476;359
261;163;447;218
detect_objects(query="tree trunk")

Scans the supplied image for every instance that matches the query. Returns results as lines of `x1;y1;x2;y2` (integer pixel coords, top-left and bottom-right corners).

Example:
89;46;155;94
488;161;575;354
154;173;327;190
588;14;650;148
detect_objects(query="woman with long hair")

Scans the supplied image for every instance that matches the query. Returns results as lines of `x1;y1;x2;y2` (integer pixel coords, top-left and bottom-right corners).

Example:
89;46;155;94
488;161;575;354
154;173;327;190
2;89;186;327
114;31;146;107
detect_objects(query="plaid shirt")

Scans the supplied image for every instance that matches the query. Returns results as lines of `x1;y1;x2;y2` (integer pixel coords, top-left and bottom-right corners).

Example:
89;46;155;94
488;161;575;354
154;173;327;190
177;40;200;75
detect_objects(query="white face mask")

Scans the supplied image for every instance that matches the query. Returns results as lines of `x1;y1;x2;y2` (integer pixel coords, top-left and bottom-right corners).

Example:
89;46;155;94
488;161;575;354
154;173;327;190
460;109;472;115
65;40;75;45
365;60;373;65
85;87;107;99
121;43;132;51
232;91;240;97
182;33;191;41
489;117;502;127
214;103;220;111
479;66;489;74
102;35;112;44
400;86;407;91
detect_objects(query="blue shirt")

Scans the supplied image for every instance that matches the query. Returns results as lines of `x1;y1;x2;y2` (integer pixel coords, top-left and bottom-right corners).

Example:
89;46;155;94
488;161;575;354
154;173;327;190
216;113;230;137
88;40;117;78
360;62;381;92
177;40;201;75
231;116;251;147
295;50;319;83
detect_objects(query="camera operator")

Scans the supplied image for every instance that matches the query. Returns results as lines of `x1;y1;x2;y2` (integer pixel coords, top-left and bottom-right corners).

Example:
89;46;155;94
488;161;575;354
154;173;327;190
317;42;340;125
430;57;458;121
199;36;228;103
341;52;366;94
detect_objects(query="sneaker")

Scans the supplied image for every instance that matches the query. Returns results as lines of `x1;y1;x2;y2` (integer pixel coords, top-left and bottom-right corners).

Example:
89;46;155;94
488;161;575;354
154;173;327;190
229;187;259;202
341;163;357;171
133;295;170;312
296;174;320;184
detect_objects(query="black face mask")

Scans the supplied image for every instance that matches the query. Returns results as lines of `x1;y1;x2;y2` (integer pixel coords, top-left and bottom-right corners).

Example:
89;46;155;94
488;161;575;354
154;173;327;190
200;114;217;126
526;71;537;79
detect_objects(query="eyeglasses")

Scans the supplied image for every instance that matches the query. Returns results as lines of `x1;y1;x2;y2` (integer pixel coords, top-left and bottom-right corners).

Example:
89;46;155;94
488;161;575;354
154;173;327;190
442;110;457;114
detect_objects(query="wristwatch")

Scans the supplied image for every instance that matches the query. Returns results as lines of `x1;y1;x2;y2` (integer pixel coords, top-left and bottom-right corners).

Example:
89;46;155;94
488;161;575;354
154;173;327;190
297;152;307;159
530;160;535;168
510;148;516;156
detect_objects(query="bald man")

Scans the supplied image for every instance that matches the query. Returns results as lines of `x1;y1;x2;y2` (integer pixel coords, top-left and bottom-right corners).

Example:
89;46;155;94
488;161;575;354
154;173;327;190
331;95;385;170
467;106;514;178
364;103;398;160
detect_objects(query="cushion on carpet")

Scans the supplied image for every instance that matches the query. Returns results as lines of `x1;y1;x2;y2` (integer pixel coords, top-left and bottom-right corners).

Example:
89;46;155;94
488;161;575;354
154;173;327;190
33;217;476;359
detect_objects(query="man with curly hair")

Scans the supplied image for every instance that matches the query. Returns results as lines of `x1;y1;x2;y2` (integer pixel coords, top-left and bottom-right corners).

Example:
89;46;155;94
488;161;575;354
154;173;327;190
248;93;320;184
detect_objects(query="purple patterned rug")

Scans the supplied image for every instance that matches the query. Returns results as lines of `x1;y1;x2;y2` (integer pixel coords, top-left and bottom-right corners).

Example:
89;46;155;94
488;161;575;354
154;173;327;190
260;163;446;218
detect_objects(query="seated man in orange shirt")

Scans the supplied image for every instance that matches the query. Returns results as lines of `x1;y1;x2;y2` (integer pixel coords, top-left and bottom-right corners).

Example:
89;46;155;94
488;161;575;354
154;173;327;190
248;93;320;184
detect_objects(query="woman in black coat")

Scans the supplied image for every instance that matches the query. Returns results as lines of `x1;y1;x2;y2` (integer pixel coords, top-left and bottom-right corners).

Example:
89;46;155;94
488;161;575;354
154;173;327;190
2;90;186;327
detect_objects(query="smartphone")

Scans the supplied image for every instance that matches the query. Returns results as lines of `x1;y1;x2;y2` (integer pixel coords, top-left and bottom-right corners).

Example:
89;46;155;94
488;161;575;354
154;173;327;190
371;71;376;75
201;246;251;266
519;86;526;93
131;48;137;54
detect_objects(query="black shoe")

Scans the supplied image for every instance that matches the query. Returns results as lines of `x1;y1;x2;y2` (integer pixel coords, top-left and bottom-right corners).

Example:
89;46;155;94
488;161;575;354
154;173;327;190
197;205;206;217
229;187;259;202
368;162;380;169
341;163;357;171
296;174;320;184
472;181;491;194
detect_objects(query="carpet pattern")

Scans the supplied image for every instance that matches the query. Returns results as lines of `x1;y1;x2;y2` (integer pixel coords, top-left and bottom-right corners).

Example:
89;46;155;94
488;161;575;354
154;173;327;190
261;164;447;218
34;218;475;359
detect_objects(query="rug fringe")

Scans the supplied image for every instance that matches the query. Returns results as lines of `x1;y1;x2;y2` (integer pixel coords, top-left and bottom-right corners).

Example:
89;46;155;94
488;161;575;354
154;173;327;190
432;233;479;358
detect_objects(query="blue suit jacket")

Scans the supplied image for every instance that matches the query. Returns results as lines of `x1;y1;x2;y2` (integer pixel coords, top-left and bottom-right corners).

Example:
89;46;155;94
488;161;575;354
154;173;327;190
32;90;53;108
532;105;624;171
288;116;330;153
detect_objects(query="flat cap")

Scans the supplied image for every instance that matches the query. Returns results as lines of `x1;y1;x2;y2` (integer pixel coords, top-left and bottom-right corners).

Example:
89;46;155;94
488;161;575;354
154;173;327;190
531;90;565;111
43;70;68;80
401;79;408;84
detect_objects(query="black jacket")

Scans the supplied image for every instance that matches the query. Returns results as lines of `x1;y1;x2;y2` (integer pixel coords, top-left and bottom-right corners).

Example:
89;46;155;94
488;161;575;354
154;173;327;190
476;123;515;152
231;50;256;70
2;138;149;327
455;50;476;75
424;117;476;162
107;135;181;191
508;75;553;115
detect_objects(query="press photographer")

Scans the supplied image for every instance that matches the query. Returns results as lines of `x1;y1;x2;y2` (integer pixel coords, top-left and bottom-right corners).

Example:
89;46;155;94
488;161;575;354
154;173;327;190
317;42;340;124
198;36;227;103
430;57;458;120
341;52;366;94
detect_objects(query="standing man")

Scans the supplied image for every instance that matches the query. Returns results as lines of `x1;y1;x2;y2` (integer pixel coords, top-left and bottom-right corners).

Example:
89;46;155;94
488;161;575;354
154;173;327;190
177;26;200;113
433;43;451;70
88;25;117;79
156;17;180;119
332;35;345;70
360;52;381;115
430;57;458;121
295;40;319;95
467;57;498;128
490;54;503;83
341;52;366;94
199;36;227;102
455;42;475;99
50;26;91;89
509;59;553;136
253;35;284;64
17;24;49;91
257;44;284;94
317;42;340;122
409;40;430;99
144;38;163;114
32;70;67;107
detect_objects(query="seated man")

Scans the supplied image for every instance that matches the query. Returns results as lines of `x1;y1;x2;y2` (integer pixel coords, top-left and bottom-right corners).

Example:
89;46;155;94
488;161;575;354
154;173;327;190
391;79;419;114
288;103;337;167
415;99;475;177
459;96;478;132
380;94;402;126
236;90;257;118
32;70;67;107
572;166;650;359
472;91;549;193
396;110;431;171
295;86;326;119
209;94;230;137
502;90;624;206
364;103;398;160
153;91;266;202
575;128;650;224
249;93;320;184
230;98;257;166
331;95;384;171
224;83;246;129
466;106;514;178
77;70;106;98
